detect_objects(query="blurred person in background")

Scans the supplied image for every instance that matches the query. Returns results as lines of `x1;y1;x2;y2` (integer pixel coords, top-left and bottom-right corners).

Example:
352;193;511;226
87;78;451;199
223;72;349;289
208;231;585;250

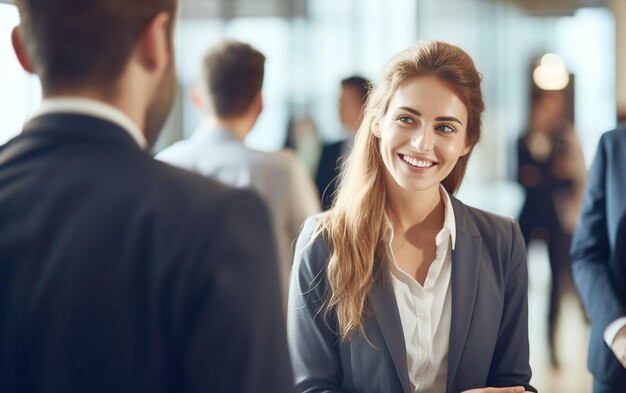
284;113;321;177
1;1;293;392
516;88;586;368
315;75;371;210
288;40;535;393
571;124;626;392
157;40;320;305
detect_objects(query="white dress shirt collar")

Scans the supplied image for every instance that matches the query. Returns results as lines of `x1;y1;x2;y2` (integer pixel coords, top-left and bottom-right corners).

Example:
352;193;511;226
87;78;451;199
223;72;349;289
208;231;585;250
438;185;456;250
31;98;147;149
194;125;241;143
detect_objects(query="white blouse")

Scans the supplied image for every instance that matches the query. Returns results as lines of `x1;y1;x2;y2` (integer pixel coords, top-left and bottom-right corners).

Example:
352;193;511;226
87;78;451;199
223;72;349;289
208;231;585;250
384;185;456;393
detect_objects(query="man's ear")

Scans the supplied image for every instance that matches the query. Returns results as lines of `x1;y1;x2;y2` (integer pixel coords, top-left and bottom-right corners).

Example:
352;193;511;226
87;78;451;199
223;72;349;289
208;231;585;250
11;26;34;74
191;86;204;110
252;91;263;115
134;12;171;74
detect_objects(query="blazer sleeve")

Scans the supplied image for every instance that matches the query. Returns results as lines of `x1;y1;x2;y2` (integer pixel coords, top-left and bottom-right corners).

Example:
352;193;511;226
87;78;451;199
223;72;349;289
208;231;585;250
487;219;536;392
570;134;626;330
182;190;294;393
287;216;345;393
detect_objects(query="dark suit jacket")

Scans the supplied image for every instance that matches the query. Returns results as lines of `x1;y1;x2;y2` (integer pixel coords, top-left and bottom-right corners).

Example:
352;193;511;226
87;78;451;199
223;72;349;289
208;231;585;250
0;114;293;393
571;126;626;386
287;198;535;393
315;141;345;211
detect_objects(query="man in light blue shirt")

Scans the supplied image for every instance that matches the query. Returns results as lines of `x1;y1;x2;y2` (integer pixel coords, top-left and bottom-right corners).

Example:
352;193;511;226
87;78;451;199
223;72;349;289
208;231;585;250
157;40;320;304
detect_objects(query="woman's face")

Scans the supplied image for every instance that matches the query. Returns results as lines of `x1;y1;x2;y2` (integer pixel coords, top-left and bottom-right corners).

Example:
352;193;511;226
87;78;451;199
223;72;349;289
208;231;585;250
376;75;470;196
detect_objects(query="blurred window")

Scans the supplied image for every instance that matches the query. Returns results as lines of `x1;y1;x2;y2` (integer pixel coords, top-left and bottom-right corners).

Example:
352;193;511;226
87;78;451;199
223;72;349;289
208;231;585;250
0;3;41;145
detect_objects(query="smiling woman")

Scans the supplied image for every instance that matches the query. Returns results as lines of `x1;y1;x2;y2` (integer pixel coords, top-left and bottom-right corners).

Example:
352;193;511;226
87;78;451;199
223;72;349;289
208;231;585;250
287;40;537;393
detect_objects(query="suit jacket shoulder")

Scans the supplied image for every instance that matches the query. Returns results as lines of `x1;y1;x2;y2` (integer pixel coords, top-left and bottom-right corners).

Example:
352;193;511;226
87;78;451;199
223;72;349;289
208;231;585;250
451;197;521;262
288;213;409;393
0;115;293;393
602;124;626;143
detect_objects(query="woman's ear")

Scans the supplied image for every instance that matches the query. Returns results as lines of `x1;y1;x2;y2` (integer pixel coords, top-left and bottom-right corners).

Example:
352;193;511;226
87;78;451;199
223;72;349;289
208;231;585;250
461;143;472;156
12;26;34;74
372;119;382;138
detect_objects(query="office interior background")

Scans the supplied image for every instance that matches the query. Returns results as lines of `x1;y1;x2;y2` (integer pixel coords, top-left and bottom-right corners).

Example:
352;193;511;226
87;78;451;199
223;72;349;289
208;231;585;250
1;0;625;391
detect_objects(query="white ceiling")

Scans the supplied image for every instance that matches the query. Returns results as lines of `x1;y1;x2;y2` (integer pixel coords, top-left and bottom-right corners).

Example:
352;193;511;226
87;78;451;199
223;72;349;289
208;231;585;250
1;0;609;19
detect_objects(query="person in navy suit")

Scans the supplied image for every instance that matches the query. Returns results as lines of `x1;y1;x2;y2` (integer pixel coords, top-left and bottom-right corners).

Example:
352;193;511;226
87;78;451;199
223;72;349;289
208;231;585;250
288;41;535;393
315;75;371;210
571;126;626;392
0;1;293;392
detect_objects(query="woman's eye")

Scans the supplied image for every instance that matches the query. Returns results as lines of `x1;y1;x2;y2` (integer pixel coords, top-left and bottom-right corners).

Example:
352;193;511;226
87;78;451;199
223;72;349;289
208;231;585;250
397;115;415;124
436;124;455;133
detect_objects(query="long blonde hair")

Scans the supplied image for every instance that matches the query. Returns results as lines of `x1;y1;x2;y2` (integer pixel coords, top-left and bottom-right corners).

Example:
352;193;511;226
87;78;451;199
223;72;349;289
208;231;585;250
316;40;485;341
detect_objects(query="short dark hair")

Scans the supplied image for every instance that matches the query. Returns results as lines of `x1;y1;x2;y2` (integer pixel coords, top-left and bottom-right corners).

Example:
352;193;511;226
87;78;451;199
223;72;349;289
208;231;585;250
341;76;371;105
14;0;177;94
200;40;265;118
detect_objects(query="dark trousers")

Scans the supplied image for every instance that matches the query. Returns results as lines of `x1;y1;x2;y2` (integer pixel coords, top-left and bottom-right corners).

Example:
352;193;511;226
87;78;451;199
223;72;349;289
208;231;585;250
520;220;573;355
594;378;623;393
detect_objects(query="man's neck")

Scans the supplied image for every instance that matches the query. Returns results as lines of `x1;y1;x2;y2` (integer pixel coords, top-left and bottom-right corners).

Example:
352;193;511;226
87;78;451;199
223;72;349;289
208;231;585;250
44;88;145;134
40;90;148;149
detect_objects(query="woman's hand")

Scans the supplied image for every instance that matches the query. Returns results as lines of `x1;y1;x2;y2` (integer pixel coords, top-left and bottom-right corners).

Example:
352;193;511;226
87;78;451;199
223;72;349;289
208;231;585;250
462;387;532;393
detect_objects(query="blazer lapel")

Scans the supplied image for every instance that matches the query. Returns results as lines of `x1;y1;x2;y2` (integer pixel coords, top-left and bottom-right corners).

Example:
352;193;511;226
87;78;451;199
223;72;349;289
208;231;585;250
446;198;482;391
369;271;412;393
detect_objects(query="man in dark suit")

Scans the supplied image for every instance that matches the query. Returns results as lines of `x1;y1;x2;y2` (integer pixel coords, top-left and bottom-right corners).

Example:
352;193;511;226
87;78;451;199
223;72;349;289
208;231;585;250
571;126;626;392
0;1;293;392
315;76;370;210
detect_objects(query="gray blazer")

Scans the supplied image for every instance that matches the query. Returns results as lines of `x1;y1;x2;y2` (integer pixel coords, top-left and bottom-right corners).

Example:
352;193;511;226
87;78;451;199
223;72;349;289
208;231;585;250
287;197;535;393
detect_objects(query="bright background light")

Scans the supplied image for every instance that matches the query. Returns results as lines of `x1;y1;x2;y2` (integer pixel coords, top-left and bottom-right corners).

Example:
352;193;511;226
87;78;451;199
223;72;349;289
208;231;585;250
533;53;570;91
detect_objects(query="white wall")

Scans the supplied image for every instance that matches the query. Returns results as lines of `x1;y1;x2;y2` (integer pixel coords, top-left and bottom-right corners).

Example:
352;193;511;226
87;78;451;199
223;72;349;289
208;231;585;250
0;3;41;145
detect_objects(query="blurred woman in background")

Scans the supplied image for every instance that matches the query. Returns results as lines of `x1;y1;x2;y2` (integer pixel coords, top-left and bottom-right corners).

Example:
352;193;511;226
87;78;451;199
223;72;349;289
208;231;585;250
517;88;586;368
